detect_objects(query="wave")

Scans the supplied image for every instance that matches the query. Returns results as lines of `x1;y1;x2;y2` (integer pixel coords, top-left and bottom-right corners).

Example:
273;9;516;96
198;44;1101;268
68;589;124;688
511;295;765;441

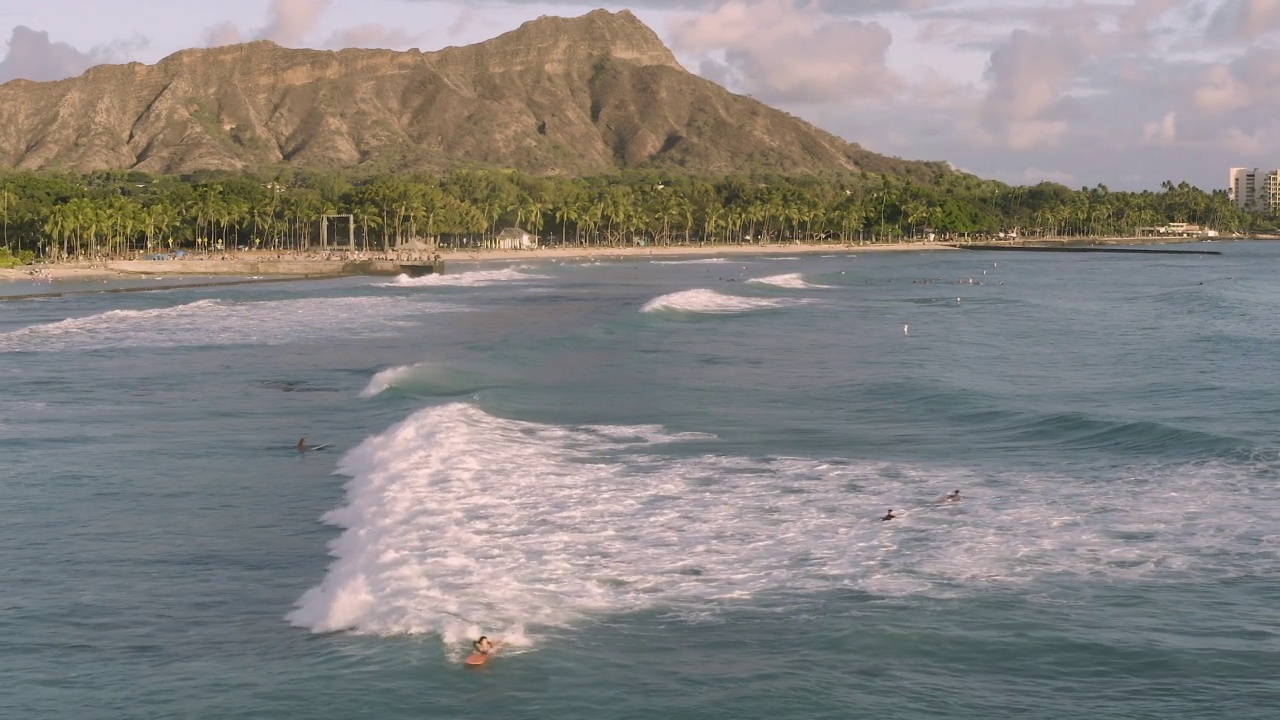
287;403;1280;644
641;288;807;315
649;258;730;265
359;362;495;398
379;268;547;287
999;411;1250;458
746;273;832;290
0;296;459;352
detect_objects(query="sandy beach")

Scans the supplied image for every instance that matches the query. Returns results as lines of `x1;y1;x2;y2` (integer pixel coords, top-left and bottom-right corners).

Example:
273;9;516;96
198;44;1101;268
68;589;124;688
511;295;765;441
2;233;1240;284
1;241;953;283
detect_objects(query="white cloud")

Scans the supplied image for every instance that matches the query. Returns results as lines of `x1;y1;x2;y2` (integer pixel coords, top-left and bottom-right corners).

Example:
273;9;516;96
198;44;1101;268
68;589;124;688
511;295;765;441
669;0;902;103
325;24;421;50
205;0;326;47
203;0;417;50
1194;64;1251;112
0;25;144;84
1142;110;1177;144
1209;0;1280;40
0;26;94;83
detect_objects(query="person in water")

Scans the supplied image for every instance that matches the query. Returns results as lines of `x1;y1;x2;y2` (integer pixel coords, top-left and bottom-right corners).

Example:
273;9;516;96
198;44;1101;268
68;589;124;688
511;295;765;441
473;636;495;655
881;509;896;521
297;438;308;452
943;490;960;502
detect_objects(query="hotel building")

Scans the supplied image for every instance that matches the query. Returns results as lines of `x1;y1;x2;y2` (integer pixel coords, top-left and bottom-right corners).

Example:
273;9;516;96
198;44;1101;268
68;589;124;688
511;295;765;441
1229;167;1280;211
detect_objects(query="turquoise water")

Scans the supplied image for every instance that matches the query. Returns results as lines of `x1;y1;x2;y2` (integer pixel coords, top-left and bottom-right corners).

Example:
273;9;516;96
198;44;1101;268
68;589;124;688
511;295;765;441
3;245;1278;719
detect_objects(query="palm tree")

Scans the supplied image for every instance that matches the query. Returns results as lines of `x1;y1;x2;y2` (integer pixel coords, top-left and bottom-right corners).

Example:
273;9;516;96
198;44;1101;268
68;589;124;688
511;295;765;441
0;183;15;249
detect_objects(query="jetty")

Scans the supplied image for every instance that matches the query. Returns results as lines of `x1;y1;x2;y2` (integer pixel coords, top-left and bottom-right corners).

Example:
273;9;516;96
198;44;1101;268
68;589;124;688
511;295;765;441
0;257;446;301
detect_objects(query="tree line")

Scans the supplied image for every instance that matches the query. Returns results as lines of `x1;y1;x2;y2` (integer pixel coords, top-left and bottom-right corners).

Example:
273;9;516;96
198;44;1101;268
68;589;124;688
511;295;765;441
0;167;1266;261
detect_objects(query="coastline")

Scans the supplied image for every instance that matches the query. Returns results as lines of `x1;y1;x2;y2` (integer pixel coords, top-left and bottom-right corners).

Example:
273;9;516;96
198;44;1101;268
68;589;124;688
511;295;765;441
0;235;1242;284
1;241;949;283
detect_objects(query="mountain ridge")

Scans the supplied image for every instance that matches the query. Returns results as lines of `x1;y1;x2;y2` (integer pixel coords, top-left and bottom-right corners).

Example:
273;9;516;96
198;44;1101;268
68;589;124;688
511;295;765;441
0;9;948;180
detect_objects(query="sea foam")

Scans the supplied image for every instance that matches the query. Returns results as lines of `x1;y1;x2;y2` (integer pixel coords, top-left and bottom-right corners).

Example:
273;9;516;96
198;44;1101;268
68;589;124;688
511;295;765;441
746;273;831;290
0;297;456;352
380;268;547;287
641;288;806;314
288;404;1279;643
649;258;730;265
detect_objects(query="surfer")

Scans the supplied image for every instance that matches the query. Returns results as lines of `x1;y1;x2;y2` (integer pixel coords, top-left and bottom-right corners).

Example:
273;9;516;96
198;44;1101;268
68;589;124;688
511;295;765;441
297;437;308;452
881;509;897;521
473;636;495;655
943;490;960;502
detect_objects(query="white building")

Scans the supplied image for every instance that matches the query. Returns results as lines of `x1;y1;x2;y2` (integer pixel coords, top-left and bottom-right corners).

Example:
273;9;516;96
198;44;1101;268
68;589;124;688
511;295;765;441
1229;167;1280;211
491;227;537;250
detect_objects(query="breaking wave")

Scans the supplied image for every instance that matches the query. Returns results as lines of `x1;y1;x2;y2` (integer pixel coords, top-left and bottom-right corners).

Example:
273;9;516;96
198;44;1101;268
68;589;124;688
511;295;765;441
360;362;496;398
287;403;1280;646
746;273;832;290
0;296;454;352
380;268;548;287
649;258;730;265
641;288;808;315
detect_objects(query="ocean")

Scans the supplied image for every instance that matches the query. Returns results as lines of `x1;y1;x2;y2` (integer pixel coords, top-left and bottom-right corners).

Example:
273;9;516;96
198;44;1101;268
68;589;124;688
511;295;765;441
2;244;1278;719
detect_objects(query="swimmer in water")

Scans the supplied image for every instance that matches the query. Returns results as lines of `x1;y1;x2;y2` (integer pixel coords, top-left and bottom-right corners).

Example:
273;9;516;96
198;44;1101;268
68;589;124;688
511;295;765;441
473;636;495;655
943;490;960;502
297;438;308;452
881;509;897;521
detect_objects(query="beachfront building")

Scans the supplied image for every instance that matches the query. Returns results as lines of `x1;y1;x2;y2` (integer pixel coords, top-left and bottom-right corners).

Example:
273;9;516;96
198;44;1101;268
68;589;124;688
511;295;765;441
1228;167;1280;211
491;227;537;250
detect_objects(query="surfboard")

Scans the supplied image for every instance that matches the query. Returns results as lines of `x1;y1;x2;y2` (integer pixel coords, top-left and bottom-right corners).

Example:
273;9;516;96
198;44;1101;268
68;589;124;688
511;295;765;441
300;443;331;452
464;652;490;667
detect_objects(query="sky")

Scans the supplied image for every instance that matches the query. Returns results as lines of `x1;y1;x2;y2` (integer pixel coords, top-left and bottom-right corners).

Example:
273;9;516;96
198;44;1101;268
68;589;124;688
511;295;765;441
1;0;1276;191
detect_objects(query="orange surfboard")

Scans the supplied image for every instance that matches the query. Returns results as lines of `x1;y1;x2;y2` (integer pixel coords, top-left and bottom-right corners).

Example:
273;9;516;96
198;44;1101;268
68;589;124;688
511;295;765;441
464;652;490;667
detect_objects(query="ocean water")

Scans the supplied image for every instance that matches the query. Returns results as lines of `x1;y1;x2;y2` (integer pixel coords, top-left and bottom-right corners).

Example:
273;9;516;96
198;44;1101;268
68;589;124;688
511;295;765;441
3;244;1279;719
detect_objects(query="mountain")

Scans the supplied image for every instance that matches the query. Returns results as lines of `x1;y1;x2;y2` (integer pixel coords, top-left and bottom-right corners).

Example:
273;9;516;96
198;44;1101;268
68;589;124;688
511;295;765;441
0;9;946;179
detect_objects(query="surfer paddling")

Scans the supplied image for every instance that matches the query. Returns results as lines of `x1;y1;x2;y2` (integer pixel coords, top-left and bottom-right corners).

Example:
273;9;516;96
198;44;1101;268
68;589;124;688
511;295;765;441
881;509;897;521
297;438;308;452
465;636;503;666
942;490;960;503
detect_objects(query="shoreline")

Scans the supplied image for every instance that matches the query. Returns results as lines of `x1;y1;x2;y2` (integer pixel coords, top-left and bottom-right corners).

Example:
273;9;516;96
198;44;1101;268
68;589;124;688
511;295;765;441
0;235;1242;284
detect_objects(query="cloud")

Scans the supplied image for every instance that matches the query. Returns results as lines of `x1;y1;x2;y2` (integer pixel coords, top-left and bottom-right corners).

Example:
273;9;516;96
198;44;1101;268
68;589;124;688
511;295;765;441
0;26;94;83
203;22;244;48
1194;63;1252;112
325;24;422;50
205;0;327;47
205;0;420;50
977;28;1083;149
0;26;146;84
1142;110;1177;144
1209;0;1280;40
669;0;902;103
263;0;328;46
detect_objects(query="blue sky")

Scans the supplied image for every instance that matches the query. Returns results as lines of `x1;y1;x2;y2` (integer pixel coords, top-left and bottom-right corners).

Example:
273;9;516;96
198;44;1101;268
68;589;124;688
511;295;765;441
2;0;1275;191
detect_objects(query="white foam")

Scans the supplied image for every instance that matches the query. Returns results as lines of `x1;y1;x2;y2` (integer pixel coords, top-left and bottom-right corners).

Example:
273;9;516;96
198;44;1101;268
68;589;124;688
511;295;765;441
746;273;831;290
360;363;428;398
380;268;547;287
289;404;1280;644
0;296;458;352
358;362;491;399
649;258;730;265
641;288;807;314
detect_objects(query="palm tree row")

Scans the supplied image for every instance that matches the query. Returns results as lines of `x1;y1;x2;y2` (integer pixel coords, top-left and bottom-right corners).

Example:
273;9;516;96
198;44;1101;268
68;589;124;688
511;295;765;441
0;168;1264;260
